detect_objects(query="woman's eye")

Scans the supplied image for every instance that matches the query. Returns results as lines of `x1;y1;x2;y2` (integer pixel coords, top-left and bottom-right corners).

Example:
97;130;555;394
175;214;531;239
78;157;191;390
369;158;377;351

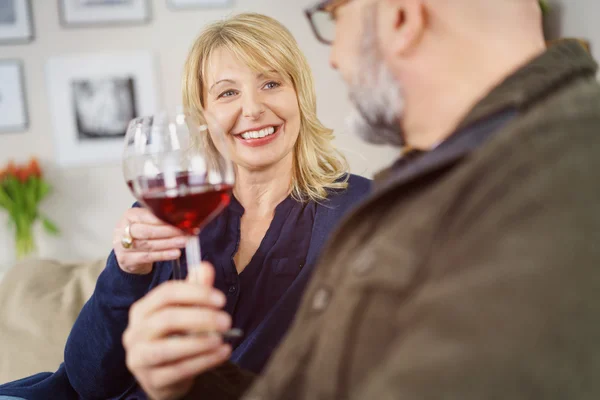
218;90;237;99
264;81;281;90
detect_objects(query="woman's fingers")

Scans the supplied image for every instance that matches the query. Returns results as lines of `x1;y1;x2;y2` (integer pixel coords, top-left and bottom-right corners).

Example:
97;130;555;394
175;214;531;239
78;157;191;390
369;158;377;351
129;223;187;241
117;249;181;269
130;236;188;252
113;207;187;275
126;207;173;226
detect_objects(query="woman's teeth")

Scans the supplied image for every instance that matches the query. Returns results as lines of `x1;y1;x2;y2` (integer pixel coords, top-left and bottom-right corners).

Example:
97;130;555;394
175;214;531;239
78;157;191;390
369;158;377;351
240;126;276;140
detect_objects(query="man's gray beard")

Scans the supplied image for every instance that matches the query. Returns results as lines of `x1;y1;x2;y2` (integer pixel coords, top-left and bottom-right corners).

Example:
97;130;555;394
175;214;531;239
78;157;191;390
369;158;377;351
346;10;405;147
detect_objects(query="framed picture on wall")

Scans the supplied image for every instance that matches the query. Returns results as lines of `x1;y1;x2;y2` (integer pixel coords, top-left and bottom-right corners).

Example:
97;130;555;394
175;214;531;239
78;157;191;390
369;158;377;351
59;0;151;27
0;60;28;132
46;51;159;167
167;0;233;10
0;0;34;45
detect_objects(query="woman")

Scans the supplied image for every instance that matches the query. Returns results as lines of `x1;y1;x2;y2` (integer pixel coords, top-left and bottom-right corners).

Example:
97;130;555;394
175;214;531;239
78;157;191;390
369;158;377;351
0;13;370;400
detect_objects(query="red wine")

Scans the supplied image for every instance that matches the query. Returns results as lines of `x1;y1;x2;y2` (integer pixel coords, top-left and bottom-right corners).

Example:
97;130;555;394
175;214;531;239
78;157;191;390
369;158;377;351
138;173;232;234
142;184;232;235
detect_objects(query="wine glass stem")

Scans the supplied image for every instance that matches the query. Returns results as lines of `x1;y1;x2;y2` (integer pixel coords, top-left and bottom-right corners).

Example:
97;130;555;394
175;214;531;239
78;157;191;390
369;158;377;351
172;258;182;280
186;233;202;275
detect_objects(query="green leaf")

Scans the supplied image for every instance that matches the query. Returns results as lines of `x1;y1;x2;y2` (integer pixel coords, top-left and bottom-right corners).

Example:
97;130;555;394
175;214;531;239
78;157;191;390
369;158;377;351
539;0;550;16
38;180;52;201
31;176;42;203
3;176;19;202
0;185;14;212
24;180;38;220
28;176;38;202
41;216;60;235
4;177;24;215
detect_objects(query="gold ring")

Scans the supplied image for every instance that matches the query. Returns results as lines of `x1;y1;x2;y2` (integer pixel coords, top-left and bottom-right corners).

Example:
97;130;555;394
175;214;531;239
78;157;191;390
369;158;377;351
121;223;134;249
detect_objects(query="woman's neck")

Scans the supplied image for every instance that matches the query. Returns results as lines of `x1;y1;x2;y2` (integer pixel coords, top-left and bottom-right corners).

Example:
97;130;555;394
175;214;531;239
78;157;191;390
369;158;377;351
233;153;293;217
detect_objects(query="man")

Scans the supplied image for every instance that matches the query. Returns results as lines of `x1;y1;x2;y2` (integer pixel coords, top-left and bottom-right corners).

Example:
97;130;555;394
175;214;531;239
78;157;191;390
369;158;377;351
125;0;600;399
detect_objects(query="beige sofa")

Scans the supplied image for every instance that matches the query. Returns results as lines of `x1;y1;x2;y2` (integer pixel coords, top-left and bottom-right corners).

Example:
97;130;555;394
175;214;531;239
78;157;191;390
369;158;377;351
0;258;104;384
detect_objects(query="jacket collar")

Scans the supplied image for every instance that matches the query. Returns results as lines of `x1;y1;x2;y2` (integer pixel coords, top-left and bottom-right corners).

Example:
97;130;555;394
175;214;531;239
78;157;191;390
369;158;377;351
374;40;598;186
457;40;598;132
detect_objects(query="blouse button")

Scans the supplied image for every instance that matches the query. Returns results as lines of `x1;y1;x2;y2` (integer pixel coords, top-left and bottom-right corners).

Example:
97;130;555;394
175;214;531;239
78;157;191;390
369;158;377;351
228;285;237;294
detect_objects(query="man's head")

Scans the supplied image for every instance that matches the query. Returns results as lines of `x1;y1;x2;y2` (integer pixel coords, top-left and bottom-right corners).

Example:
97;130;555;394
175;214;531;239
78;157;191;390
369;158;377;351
306;0;545;149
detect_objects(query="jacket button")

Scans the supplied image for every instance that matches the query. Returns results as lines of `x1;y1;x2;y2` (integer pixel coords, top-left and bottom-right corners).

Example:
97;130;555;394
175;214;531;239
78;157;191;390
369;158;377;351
312;287;331;312
353;252;374;276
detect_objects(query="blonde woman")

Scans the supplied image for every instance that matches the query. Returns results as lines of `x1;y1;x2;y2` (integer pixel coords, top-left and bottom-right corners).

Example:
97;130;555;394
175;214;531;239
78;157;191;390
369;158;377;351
0;13;369;400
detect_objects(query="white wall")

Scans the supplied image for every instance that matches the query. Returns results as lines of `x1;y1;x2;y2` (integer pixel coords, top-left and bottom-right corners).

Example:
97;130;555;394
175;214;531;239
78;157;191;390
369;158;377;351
548;0;600;60
0;0;398;267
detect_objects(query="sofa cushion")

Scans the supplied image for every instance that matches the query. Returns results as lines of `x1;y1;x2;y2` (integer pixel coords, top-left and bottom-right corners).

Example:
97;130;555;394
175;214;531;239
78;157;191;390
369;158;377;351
0;258;104;384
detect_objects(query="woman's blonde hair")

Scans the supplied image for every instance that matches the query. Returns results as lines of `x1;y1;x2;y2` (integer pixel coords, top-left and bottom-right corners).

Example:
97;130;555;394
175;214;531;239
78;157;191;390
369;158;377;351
182;13;349;202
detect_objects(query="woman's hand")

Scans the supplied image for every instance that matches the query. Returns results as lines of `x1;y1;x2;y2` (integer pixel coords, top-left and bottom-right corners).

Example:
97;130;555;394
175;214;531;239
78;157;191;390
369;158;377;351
113;207;189;275
123;262;233;400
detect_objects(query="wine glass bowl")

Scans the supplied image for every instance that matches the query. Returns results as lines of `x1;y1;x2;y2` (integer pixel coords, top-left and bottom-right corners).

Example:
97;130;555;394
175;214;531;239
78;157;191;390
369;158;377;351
141;178;233;236
123;108;235;272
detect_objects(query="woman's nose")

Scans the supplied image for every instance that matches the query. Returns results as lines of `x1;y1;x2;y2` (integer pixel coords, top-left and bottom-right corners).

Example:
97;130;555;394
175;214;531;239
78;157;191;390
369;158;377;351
242;92;265;120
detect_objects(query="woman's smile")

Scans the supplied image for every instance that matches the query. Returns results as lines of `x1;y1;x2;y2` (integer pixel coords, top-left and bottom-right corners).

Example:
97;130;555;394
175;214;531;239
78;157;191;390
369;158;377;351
234;124;283;147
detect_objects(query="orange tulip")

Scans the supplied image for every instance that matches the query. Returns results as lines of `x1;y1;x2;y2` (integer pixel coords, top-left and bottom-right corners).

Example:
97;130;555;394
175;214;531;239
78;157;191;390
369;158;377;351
6;161;17;177
0;158;43;183
18;158;41;182
16;167;30;183
28;158;42;178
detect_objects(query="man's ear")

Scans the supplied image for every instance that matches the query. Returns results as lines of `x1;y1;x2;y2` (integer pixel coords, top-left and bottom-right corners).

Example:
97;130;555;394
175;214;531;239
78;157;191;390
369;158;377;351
379;0;426;56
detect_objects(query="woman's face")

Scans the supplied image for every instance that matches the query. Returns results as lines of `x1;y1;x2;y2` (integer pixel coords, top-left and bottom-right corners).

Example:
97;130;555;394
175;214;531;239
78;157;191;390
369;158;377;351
203;47;301;172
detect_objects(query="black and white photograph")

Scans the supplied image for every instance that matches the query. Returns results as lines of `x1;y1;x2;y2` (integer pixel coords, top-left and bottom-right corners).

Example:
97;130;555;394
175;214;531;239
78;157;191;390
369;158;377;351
167;0;233;9
0;0;16;24
72;76;137;140
78;0;133;5
46;52;158;167
0;0;33;44
59;0;150;27
0;60;28;132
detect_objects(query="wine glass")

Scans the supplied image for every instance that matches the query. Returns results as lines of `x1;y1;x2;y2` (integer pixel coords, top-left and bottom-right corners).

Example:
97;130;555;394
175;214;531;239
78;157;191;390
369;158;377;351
123;108;235;278
123;117;183;279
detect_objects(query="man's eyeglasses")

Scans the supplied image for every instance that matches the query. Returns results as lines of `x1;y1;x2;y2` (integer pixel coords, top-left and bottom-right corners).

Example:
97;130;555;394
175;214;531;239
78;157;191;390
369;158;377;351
304;0;351;45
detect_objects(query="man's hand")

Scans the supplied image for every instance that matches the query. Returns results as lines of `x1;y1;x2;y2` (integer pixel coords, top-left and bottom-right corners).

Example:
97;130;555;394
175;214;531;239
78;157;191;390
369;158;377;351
123;263;233;400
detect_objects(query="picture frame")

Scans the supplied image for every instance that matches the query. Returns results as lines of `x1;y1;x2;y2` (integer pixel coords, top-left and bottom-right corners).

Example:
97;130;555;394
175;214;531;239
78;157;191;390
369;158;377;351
59;0;151;27
0;60;28;132
46;51;159;167
0;0;34;45
166;0;233;10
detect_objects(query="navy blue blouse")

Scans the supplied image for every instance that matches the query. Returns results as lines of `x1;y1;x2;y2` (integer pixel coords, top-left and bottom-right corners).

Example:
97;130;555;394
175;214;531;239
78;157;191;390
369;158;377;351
199;195;316;349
